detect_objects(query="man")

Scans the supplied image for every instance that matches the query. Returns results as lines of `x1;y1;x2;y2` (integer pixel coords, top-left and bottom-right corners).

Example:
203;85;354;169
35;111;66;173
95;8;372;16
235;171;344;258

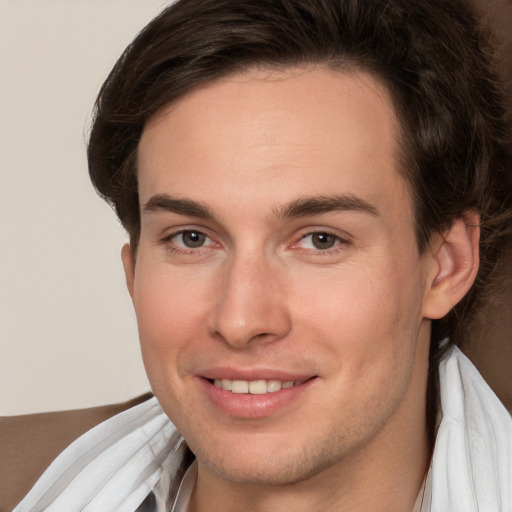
15;0;512;510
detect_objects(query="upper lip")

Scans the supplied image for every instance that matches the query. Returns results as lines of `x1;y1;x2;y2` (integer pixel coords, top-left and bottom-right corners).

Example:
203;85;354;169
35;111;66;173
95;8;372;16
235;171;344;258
198;367;316;382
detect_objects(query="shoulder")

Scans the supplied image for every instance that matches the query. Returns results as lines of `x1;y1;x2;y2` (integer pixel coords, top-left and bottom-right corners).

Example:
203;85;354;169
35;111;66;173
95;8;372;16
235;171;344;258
431;348;512;511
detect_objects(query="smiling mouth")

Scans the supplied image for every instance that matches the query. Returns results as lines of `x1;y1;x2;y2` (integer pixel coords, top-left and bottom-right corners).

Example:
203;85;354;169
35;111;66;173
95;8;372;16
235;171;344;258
208;377;314;395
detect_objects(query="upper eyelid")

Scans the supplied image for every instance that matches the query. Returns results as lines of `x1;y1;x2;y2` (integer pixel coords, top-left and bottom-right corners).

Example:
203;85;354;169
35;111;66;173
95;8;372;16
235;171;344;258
285;230;352;257
158;228;212;248
162;226;212;239
158;225;353;247
300;232;344;241
295;233;348;249
162;230;219;254
296;226;352;242
169;229;209;238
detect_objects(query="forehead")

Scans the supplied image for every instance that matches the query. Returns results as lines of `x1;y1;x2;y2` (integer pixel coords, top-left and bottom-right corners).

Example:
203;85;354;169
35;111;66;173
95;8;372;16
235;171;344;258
137;66;410;221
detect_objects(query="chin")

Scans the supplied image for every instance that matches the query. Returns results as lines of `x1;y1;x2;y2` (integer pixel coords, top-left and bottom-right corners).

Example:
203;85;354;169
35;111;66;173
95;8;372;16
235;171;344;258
187;428;350;487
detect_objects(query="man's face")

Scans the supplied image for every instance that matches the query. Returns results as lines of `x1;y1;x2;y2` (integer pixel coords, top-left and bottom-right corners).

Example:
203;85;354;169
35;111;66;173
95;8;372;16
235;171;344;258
126;67;435;485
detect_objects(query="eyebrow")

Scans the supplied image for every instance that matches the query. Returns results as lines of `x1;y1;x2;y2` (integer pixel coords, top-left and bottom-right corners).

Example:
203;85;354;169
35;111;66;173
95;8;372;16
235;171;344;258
142;193;379;220
143;194;214;218
274;194;379;219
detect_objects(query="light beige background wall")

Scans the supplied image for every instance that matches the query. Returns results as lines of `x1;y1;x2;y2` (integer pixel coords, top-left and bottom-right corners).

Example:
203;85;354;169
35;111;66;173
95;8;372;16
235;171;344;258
0;1;170;415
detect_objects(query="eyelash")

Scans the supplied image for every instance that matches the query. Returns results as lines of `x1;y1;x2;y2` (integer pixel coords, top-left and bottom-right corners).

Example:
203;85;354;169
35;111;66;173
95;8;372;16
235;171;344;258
160;228;350;257
293;231;350;256
161;229;217;255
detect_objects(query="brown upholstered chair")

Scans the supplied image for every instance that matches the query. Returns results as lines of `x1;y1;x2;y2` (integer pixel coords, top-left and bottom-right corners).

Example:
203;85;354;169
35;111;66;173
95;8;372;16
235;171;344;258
0;393;153;512
1;1;510;511
461;0;512;416
464;247;512;412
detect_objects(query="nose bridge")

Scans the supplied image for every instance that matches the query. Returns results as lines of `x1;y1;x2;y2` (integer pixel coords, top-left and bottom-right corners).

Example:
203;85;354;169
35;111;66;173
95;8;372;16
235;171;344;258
211;249;291;348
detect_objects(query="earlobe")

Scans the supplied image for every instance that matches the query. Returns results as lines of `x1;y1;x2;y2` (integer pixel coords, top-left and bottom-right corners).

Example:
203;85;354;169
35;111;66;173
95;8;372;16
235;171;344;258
422;213;480;320
121;243;136;299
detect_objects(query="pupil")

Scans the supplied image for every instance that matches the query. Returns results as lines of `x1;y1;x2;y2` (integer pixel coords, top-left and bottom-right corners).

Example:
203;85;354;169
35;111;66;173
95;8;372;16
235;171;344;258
183;231;205;248
312;233;335;249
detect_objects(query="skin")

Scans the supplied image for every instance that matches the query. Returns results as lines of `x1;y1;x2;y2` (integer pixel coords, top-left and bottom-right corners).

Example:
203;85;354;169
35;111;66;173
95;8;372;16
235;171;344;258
122;67;479;511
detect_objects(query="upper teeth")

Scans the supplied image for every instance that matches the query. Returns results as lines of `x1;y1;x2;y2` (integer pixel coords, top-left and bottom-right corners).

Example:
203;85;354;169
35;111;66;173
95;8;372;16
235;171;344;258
213;378;301;394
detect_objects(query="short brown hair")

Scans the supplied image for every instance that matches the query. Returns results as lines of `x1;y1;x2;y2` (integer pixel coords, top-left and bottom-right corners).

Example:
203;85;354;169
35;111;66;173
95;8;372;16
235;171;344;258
88;0;512;362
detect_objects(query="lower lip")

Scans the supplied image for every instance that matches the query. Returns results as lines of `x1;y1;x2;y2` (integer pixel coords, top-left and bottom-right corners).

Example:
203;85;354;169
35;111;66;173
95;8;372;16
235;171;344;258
199;377;316;419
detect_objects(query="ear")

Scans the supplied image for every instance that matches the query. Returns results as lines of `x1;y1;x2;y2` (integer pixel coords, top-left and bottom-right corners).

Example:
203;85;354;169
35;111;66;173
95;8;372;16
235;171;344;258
422;212;480;319
121;243;135;299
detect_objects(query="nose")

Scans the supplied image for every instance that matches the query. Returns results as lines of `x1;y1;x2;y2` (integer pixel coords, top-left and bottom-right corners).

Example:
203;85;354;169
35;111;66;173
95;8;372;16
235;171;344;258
209;253;292;349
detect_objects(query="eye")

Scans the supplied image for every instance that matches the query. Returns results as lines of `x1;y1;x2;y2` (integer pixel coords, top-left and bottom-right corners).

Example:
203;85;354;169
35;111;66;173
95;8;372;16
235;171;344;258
299;232;342;250
171;230;210;249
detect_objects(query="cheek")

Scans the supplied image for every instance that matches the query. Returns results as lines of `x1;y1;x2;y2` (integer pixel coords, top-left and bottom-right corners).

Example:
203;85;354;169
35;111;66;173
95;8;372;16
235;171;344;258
292;266;422;427
291;260;423;375
132;265;211;384
294;263;411;332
